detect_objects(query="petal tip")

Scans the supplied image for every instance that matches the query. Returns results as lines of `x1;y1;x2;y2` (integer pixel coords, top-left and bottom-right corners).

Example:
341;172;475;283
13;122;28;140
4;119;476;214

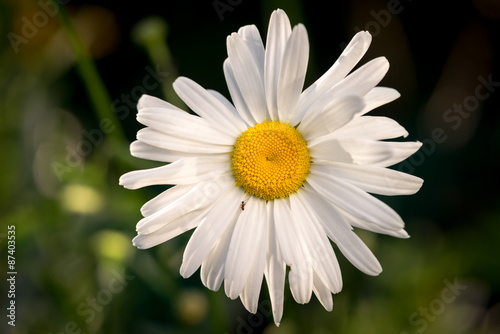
132;236;145;249
118;175;128;188
137;94;152;110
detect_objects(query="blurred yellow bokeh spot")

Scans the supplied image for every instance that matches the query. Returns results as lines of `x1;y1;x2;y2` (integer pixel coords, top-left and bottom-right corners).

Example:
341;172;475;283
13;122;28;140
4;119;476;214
61;183;103;214
92;230;132;263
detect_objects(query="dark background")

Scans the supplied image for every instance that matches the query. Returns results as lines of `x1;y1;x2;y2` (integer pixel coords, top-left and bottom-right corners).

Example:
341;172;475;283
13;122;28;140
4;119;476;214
1;0;499;333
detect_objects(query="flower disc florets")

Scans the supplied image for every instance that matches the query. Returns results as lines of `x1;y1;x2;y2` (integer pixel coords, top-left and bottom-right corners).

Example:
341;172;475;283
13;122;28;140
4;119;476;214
231;121;311;200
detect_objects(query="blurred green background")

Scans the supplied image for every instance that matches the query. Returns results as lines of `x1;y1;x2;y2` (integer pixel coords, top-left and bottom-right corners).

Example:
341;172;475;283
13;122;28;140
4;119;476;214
1;0;500;333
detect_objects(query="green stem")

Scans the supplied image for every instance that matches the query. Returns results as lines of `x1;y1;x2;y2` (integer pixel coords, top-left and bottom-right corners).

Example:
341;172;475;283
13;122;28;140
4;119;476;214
132;16;186;109
55;2;127;147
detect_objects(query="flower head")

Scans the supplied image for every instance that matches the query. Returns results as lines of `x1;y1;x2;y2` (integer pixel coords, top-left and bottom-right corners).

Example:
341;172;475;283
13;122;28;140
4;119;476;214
120;9;423;325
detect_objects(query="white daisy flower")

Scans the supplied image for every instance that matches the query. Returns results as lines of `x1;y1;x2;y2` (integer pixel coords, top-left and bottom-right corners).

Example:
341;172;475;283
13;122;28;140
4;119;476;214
119;9;423;325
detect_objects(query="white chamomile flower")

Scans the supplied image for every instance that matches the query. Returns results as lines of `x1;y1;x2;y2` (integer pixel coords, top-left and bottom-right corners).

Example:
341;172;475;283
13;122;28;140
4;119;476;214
120;9;423;326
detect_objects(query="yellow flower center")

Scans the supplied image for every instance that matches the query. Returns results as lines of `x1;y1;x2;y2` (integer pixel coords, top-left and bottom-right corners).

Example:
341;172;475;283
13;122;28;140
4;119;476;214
231;121;311;201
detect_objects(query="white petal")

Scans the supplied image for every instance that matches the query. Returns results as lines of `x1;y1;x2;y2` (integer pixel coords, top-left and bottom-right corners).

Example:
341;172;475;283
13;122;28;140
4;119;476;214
265;9;292;121
384;228;409;238
135;175;233;235
273;199;313;304
306;173;404;231
358;225;409;238
310;137;422;167
200;217;237;291
299;189;382;276
239;202;268;313
208;89;248;126
312;161;423;196
329;116;409;141
132;204;211;249
359;87;400;116
289;194;343;293
223;59;256;126
291;88;333;127
138;107;235;145
224;197;267;299
240;273;263;313
173;77;247;136
312;30;372;92
180;186;244;278
140;184;193;217
119;157;230;189
335;139;423;167
237;25;265;72
264;201;286;326
308;138;353;163
319;31;372;87
312;271;333;311
137;94;183;110
337;206;410;238
277;24;309;123
137;128;233;154
298;31;372;113
226;33;267;123
130;140;201;162
298;95;364;140
331;57;389;98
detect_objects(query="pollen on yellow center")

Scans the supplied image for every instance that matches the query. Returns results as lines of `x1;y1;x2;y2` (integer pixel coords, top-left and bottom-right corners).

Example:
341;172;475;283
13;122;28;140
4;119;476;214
231;121;311;201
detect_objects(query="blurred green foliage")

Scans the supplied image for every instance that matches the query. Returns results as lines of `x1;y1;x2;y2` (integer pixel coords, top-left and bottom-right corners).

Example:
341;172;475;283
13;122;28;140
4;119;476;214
1;0;499;333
